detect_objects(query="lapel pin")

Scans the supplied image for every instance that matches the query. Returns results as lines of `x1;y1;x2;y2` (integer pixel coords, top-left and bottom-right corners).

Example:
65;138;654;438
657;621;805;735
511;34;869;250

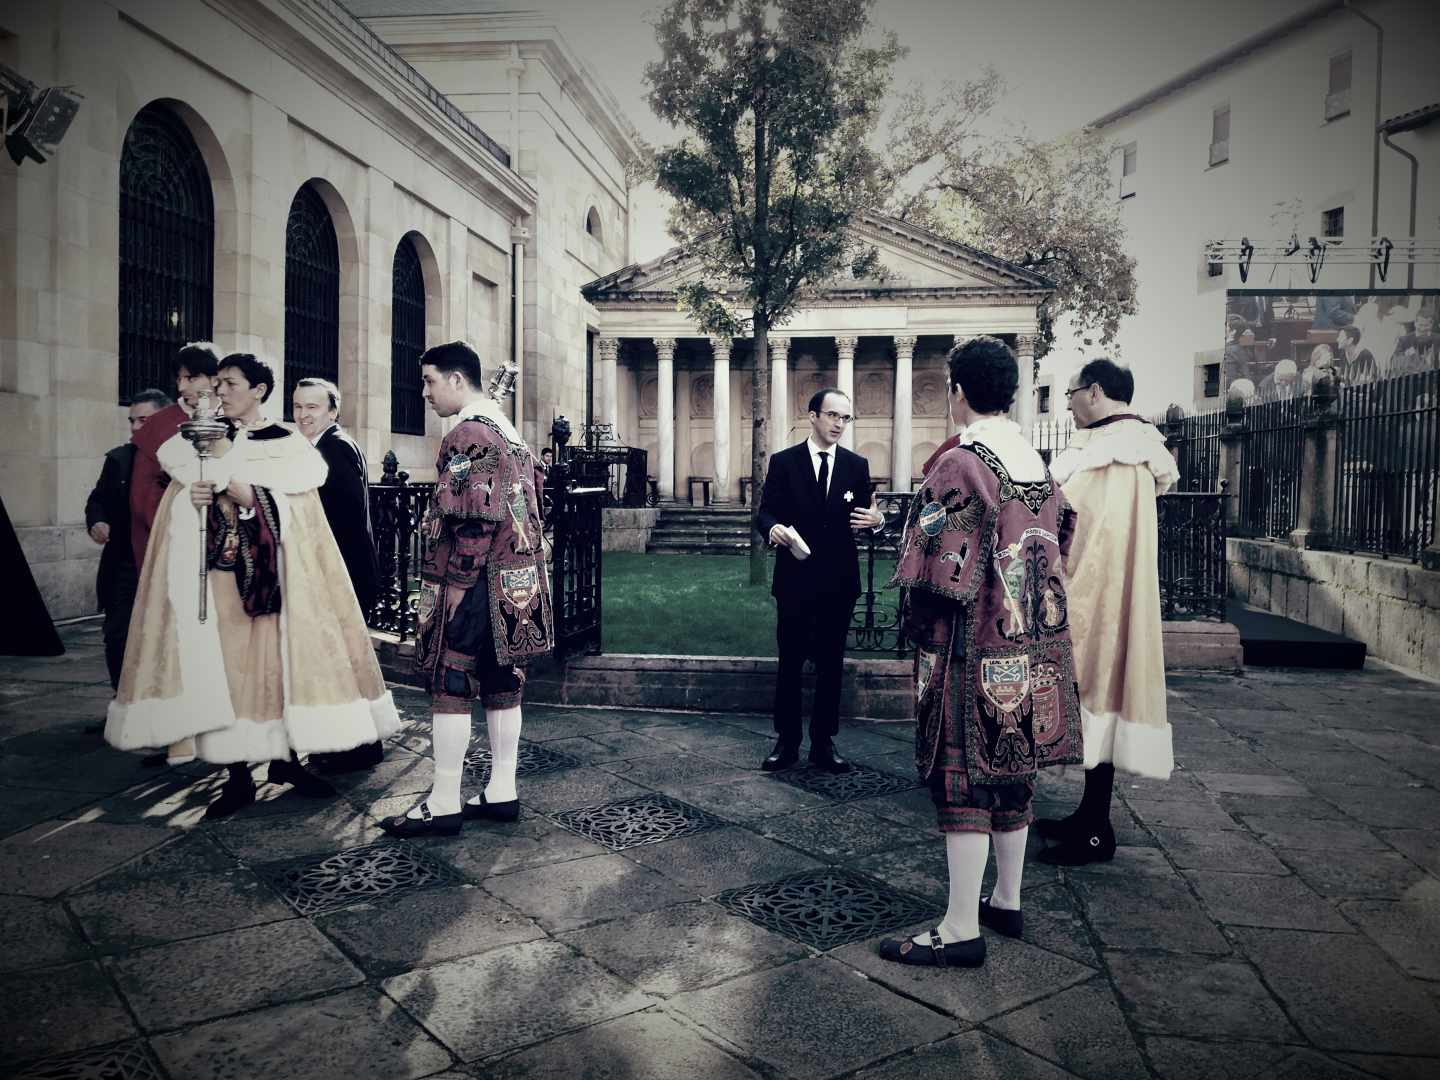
843;490;854;503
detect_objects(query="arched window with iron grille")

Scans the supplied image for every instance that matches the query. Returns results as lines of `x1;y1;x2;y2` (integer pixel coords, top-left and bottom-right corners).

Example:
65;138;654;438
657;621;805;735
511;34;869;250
118;103;214;404
391;235;427;435
283;183;340;420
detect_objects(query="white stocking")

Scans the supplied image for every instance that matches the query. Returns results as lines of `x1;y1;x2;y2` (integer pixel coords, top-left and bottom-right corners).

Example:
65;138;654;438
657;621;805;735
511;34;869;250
477;705;522;805
989;826;1029;911
915;831;988;946
410;711;470;818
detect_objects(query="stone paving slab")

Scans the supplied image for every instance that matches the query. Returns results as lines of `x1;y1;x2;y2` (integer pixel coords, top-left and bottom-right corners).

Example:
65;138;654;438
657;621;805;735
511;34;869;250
557;900;810;996
757;802;932;862
0;819;172;897
850;1032;1078;1080
480;1009;764;1079
418;812;610;880
106;919;364;1030
382;937;652;1061
624;824;824;894
1278;846;1430;899
1183;869;1354;932
314;883;545;976
669;956;960;1080
986;980;1151;1080
1340;878;1440;980
0;895;90;972
1150;826;1291;874
0;960;137;1067
481;852;694;932
1069;872;1232;954
1105;951;1303;1043
151;987;451;1080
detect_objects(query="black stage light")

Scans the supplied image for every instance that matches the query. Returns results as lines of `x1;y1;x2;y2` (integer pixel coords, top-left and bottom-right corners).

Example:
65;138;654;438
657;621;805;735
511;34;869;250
0;61;83;167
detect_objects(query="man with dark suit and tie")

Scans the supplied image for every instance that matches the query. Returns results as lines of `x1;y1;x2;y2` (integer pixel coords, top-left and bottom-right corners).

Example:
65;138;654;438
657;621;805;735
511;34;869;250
757;387;885;773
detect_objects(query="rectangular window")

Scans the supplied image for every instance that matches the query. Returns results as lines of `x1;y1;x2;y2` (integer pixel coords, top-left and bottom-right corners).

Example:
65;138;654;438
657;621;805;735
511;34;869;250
1203;363;1221;398
1120;142;1137;199
1209;105;1230;166
1323;206;1344;238
1037;385;1051;415
1326;50;1352;120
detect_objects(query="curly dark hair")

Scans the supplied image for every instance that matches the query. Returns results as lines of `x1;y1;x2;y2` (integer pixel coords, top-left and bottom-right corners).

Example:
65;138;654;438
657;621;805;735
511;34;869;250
218;353;276;403
420;340;484;389
947;336;1018;414
1076;357;1135;404
172;341;220;379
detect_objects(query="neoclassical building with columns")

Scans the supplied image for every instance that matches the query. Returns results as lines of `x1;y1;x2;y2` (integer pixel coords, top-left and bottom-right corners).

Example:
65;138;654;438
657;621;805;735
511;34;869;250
582;212;1053;500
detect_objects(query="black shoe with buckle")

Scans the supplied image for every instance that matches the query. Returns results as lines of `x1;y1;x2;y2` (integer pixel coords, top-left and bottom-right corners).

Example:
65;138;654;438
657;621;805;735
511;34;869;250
762;740;800;772
380;800;462;838
463;792;520;823
1037;821;1117;866
878;928;986;968
808;742;851;774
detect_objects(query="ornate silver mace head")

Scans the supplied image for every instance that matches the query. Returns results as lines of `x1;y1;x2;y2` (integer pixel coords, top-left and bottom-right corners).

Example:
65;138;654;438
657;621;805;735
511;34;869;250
179;389;230;459
487;360;519;403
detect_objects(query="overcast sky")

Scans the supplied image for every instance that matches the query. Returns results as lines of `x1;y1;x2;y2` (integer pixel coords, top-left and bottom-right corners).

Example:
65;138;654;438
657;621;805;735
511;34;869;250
540;0;1320;259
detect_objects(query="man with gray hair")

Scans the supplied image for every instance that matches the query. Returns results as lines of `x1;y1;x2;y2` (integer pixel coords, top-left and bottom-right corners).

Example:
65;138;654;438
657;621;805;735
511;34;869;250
293;376;382;774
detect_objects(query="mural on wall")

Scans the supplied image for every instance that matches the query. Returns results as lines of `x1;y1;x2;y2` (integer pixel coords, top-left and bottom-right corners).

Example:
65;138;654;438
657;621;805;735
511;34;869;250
691;375;714;419
913;371;949;417
856;371;893;418
1223;290;1439;403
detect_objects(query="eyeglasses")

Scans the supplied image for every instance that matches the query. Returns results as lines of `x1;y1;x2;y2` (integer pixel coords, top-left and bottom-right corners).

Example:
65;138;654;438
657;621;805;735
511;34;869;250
819;410;853;424
1064;384;1092;399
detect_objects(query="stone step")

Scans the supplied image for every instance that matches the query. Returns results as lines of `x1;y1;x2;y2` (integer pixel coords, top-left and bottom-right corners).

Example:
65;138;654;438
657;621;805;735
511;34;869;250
648;528;754;543
655;509;754;524
646;539;757;555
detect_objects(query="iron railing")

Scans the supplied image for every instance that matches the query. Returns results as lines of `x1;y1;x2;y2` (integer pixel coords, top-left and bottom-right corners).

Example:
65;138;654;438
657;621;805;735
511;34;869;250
1235;396;1305;539
850;491;913;656
1168;409;1225;492
1333;369;1440;560
550;485;604;656
1031;417;1076;465
1157;491;1230;620
568;446;650;508
368;466;432;643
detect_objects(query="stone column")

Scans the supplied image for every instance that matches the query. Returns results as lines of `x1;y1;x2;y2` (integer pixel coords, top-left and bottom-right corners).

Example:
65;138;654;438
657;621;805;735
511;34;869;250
769;336;791;458
1015;333;1039;438
1289;375;1341;550
711;337;732;501
1217;393;1248;531
655;338;676;500
835;336;858;449
892;335;917;490
597;336;620;437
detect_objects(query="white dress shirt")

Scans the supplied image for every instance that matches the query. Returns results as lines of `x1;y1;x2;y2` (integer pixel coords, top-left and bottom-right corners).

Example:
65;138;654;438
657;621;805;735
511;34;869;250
806;436;838;496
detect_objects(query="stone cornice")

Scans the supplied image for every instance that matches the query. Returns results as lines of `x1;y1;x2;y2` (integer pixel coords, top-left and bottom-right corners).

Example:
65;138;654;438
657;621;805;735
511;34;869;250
358;14;648;173
585;286;1052;307
229;0;537;216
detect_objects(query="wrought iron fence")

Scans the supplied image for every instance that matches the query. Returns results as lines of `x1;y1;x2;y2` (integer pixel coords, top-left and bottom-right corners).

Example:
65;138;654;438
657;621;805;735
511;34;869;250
1168;410;1225;492
1235;396;1305;539
1157;491;1230;620
849;492;913;656
368;468;432;643
568;445;650;508
551;485;605;656
1031;417;1076;465
1333;368;1440;560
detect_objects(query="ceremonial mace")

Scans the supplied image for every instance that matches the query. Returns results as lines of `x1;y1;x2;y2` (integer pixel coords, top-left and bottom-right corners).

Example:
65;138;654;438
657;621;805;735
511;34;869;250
486;359;519;404
179;388;230;623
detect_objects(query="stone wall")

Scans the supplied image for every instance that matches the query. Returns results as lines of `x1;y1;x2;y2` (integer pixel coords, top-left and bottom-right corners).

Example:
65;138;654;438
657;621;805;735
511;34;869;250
601;508;657;553
1228;538;1439;675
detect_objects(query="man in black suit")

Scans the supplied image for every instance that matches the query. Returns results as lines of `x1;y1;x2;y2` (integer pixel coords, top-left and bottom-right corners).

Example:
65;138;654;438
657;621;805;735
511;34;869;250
757;387;885;773
85;388;173;690
292;376;382;774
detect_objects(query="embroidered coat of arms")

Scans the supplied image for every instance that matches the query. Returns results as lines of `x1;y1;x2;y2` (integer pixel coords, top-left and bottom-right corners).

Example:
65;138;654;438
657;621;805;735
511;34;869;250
890;439;1083;792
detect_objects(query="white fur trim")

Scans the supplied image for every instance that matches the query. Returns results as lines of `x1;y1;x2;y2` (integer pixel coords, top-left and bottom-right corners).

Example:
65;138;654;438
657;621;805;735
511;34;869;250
1081;705;1175;779
105;693;230;752
196;717;291;764
1051;420;1178;494
283;697;402;755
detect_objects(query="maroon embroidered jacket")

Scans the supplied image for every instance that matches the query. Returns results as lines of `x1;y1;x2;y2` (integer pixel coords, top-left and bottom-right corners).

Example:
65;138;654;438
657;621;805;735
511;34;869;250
416;413;552;669
891;438;1083;792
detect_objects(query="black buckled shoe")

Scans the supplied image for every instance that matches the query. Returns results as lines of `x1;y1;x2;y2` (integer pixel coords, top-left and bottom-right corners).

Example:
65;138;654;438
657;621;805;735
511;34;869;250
978;897;1024;939
203;775;256;821
1034;813;1083;842
267;757;336;798
380;800;462;838
808;742;851;774
462;792;520;823
761;740;800;772
1036;822;1117;866
878;929;985;968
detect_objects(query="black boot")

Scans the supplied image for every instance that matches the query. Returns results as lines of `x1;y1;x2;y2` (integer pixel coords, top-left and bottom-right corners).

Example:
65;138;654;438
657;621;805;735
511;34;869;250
1036;820;1117;865
205;764;257;820
267;752;336;798
1035;764;1115;842
309;741;384;775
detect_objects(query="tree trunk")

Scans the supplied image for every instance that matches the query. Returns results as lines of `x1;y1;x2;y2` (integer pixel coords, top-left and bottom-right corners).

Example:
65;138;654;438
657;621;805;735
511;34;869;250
749;314;769;586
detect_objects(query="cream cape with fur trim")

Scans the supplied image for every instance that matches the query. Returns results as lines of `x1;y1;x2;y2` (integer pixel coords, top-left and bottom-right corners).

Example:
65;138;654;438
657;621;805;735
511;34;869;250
105;426;400;762
1051;419;1178;779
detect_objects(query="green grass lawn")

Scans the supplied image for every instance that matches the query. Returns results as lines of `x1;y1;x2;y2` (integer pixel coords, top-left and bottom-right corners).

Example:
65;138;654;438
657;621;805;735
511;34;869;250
601;551;896;656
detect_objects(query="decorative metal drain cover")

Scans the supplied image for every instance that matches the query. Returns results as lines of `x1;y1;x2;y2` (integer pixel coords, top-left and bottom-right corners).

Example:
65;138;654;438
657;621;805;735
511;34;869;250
552;793;727;851
774;762;918;802
466;739;580;778
13;1040;162;1080
260;841;460;916
714;867;941;950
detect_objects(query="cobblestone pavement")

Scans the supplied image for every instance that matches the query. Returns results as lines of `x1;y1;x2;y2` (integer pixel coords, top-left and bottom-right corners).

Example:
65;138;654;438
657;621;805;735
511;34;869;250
3;622;1440;1079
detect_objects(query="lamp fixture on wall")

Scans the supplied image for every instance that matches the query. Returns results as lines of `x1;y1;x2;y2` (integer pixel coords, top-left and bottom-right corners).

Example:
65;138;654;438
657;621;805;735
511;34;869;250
0;61;83;167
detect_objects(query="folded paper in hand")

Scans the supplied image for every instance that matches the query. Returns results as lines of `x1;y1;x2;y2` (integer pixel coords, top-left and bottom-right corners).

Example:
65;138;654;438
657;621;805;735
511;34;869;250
781;525;811;561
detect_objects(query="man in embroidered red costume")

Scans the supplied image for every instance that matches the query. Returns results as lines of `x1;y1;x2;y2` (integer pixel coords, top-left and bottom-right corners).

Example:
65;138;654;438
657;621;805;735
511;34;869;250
381;341;552;839
880;336;1082;969
1037;358;1177;865
106;354;400;819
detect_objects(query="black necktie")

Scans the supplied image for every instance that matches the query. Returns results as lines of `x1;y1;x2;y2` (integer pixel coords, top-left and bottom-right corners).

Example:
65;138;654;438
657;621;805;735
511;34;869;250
817;451;829;502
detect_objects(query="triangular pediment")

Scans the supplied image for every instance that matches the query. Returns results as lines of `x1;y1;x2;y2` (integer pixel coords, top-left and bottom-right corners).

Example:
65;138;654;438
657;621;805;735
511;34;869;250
582;211;1052;300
